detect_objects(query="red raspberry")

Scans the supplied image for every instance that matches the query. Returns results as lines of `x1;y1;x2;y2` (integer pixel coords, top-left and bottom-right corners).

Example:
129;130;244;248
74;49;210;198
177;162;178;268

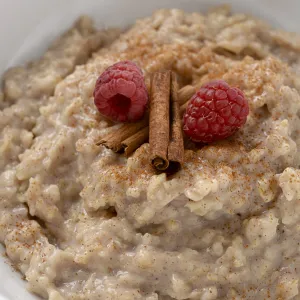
93;61;148;122
183;80;249;143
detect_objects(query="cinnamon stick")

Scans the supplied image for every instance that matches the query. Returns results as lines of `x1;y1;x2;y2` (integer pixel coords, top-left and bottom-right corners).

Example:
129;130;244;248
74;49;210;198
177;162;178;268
167;73;184;171
97;84;195;156
149;70;171;170
121;80;191;160
96;118;148;152
122;126;149;157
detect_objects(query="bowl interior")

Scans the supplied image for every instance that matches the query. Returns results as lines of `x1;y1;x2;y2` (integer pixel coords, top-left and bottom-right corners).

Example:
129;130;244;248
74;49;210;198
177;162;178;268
0;0;299;299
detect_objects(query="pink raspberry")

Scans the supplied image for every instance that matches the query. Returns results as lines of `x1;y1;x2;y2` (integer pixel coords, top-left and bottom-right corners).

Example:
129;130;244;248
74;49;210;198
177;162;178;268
183;80;249;143
93;61;148;122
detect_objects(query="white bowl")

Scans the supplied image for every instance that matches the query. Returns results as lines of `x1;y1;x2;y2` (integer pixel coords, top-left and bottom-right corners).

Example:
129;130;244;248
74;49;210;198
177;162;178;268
0;0;299;299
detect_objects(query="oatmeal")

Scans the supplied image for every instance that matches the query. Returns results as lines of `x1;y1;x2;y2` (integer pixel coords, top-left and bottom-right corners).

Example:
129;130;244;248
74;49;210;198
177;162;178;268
1;5;300;300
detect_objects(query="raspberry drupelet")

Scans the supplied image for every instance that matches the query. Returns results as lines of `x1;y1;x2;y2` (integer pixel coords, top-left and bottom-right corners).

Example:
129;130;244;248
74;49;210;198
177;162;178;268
183;80;249;143
93;61;149;122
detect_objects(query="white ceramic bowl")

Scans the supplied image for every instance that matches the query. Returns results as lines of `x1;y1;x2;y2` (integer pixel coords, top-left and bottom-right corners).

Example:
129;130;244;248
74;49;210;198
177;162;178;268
0;0;299;299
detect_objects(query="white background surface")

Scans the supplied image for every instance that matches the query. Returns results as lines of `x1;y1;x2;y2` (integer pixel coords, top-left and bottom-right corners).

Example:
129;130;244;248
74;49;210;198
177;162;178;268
0;0;299;299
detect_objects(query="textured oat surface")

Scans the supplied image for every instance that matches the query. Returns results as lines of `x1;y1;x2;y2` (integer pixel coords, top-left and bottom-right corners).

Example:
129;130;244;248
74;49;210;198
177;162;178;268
1;6;300;300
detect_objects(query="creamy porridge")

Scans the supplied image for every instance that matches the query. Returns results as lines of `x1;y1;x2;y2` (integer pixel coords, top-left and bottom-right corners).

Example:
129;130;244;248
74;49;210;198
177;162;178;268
1;5;300;300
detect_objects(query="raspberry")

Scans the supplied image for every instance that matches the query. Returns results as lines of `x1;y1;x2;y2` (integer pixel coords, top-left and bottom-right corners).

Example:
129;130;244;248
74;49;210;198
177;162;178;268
93;61;148;122
183;80;249;143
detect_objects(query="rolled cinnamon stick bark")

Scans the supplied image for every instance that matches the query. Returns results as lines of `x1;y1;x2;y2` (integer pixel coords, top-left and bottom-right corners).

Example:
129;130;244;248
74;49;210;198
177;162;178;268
122;126;149;157
96;118;148;152
167;72;184;171
97;83;195;160
149;70;171;171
